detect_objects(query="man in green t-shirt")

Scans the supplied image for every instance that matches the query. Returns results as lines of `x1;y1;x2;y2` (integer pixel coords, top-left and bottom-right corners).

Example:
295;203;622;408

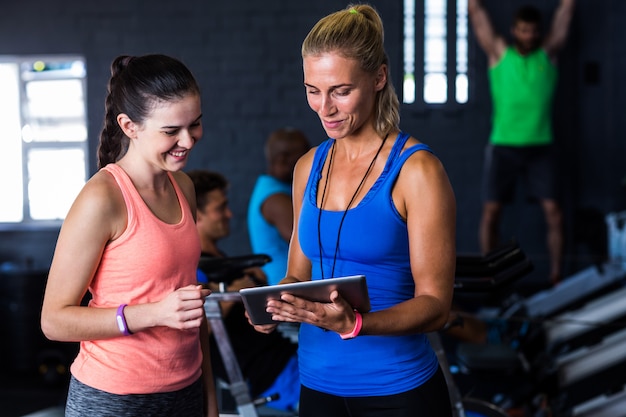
468;0;575;285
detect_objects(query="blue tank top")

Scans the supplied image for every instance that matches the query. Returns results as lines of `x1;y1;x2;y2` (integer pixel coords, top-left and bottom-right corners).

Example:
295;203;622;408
247;174;292;285
298;132;439;396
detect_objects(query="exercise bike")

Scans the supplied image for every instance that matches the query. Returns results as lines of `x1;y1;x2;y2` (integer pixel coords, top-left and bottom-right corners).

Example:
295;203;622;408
199;254;296;417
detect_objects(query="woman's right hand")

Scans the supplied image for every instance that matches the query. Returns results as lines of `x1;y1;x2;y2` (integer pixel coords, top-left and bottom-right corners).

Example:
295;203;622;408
157;284;211;330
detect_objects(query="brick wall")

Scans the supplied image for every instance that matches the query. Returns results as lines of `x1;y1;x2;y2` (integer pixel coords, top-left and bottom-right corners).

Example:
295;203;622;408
1;0;622;284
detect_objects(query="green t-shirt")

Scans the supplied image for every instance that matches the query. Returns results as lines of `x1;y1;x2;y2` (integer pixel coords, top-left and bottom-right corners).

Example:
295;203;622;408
488;47;558;146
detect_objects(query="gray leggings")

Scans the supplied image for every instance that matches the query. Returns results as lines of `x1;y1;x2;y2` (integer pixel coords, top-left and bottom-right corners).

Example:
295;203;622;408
65;375;204;417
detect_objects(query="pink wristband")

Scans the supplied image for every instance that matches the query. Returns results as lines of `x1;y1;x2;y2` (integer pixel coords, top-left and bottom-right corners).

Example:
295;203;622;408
339;310;362;340
116;304;133;336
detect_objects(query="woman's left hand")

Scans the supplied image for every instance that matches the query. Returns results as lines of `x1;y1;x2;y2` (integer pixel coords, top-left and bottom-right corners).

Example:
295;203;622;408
266;290;357;333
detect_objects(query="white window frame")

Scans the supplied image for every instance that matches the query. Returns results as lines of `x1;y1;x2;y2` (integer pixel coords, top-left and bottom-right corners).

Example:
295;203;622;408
0;55;88;229
403;0;469;106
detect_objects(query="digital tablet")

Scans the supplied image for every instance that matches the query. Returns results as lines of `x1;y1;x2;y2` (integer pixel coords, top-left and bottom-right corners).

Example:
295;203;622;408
240;275;370;325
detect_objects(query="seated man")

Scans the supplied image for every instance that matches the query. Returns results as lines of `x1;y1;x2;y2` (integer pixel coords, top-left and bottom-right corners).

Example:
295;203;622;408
248;128;311;285
188;169;299;413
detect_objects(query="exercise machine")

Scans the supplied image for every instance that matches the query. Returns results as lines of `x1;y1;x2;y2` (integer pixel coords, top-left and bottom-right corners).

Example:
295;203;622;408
451;243;626;416
200;254;294;417
434;241;535;417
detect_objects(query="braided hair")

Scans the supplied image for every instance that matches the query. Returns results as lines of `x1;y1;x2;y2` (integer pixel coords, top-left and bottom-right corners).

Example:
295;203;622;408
97;54;200;169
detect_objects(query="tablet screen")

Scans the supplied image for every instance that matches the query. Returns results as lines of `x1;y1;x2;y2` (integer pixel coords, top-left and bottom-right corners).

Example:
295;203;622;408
239;275;370;325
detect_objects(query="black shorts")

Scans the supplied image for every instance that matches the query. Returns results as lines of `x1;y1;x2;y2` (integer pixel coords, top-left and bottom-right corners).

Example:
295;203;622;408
482;144;558;204
298;366;452;417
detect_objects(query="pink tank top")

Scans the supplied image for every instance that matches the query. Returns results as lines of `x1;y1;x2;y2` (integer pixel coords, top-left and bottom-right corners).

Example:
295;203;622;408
71;164;202;394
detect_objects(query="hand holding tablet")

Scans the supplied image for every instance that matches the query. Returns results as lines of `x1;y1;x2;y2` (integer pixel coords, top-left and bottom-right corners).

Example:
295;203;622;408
240;275;371;325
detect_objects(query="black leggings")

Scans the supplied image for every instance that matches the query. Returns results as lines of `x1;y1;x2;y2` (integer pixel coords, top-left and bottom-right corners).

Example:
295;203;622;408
299;366;452;417
65;375;204;417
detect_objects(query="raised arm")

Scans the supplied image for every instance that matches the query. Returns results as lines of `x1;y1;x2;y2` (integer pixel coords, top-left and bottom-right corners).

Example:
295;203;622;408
468;0;507;66
543;0;575;60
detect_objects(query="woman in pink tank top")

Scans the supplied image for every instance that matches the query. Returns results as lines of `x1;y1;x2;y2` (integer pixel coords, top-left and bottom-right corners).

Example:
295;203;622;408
40;54;218;417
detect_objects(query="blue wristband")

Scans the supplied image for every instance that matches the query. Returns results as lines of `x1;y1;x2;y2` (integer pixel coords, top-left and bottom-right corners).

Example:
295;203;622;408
116;304;133;336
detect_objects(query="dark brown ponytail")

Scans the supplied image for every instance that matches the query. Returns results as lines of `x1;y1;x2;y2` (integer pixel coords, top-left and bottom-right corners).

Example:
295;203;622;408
96;55;200;169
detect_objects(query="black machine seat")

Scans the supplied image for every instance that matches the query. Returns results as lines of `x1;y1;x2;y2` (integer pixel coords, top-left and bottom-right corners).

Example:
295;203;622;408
452;241;534;375
198;254;271;285
454;240;533;292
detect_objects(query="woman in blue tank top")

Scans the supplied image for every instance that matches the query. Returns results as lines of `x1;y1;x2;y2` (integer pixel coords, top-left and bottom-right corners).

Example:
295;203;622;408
249;5;457;416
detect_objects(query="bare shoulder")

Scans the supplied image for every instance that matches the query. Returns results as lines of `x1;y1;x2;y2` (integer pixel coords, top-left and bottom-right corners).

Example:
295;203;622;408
291;146;318;205
65;169;127;240
293;146;317;184
81;169;125;212
397;137;451;193
394;137;455;221
401;137;446;175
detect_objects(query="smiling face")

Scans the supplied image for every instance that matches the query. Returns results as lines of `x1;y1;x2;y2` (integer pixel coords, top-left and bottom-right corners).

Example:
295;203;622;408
196;188;232;242
303;52;386;140
122;93;202;172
